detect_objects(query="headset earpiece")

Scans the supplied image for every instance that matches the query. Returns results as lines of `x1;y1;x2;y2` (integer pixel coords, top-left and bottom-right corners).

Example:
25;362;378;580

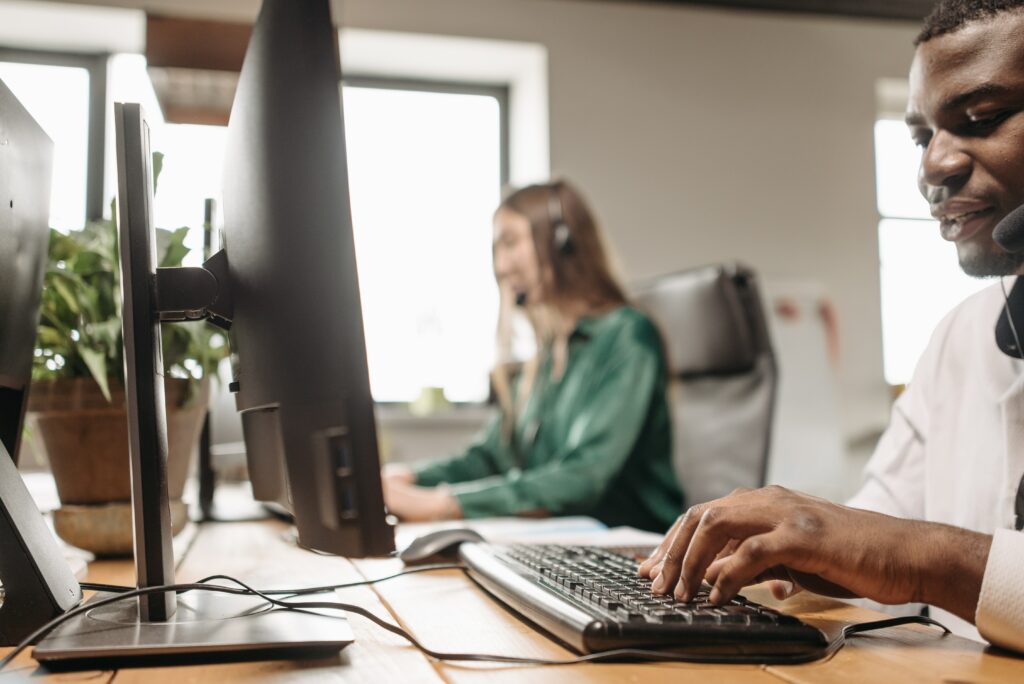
548;185;575;256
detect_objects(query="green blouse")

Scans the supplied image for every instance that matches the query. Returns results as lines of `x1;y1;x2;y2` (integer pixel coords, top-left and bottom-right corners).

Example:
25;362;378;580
414;305;683;532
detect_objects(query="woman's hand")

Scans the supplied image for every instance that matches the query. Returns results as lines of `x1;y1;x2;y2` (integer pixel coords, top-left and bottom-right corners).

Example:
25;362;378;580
382;478;462;522
382;463;416;486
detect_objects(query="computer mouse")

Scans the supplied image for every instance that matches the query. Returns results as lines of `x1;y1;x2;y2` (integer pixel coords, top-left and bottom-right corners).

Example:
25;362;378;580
397;527;485;565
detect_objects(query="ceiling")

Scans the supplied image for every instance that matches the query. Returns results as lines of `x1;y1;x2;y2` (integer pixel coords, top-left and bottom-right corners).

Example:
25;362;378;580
595;0;935;21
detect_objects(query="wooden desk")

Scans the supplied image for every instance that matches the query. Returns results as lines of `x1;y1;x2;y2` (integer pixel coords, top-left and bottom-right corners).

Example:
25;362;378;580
3;520;1023;682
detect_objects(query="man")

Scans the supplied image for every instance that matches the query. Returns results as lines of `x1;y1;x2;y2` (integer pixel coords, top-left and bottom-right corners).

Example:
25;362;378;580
639;0;1024;653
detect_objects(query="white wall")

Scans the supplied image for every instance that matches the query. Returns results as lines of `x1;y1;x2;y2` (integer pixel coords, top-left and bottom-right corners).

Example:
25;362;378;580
341;0;919;439
14;0;922;444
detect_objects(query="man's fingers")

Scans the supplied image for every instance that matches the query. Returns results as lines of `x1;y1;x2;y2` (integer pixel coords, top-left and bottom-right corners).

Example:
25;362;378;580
650;505;708;594
708;533;793;604
704;539;741;582
650;490;771;594
638;515;683;577
676;505;775;600
768;579;803;600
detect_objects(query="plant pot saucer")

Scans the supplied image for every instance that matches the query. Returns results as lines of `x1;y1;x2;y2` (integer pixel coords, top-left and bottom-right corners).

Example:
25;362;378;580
53;501;188;557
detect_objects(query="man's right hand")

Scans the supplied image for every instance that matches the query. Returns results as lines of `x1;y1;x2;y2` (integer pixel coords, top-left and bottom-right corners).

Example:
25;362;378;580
635;485;992;623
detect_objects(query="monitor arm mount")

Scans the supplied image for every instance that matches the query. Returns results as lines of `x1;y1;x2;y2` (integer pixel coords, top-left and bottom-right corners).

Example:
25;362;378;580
154;249;233;330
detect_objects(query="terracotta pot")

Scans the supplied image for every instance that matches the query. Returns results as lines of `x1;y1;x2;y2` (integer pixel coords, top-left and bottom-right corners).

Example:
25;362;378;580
26;376;208;553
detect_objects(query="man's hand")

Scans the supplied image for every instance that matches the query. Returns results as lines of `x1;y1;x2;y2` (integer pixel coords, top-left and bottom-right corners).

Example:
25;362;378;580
637;485;992;623
382;477;462;522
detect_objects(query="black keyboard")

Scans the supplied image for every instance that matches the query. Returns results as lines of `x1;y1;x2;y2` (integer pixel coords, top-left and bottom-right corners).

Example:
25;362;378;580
459;543;829;662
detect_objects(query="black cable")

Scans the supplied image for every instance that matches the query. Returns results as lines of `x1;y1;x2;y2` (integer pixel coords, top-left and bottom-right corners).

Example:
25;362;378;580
79;563;467;596
79;582;137;593
196;563;468;595
1002;276;1024;357
0;573;953;673
841;614;950;639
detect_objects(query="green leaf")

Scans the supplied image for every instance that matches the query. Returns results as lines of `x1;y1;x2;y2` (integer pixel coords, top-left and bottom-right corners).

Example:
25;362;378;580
35;151;227;394
78;346;112;402
50;274;82;316
152;151;164;195
157;226;191;268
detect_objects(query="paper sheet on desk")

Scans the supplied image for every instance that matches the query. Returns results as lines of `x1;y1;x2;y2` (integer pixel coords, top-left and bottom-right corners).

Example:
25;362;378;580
396;516;663;551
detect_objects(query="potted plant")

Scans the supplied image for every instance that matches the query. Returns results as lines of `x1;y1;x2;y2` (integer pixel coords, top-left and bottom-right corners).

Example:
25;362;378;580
27;155;226;556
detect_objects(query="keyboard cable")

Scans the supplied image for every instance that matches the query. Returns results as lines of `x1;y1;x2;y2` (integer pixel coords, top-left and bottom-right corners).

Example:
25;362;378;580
0;566;951;673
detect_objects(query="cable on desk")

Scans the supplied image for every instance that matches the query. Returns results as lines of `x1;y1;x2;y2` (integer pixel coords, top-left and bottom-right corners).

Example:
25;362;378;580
78;563;467;595
0;570;952;674
842;615;951;638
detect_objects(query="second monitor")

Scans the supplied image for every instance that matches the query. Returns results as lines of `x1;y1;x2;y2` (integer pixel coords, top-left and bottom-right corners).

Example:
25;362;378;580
223;0;393;558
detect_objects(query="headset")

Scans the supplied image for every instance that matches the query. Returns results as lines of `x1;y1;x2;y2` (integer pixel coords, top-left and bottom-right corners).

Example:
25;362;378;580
547;183;575;256
994;205;1024;361
992;204;1024;530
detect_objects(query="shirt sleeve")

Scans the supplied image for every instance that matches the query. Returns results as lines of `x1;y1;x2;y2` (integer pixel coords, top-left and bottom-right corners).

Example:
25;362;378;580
412;413;507;487
845;388;927;520
976;528;1024;653
450;333;661;518
845;306;946;519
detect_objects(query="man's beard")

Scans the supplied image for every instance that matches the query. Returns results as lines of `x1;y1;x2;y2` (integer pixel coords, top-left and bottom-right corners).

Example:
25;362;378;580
958;246;1024;277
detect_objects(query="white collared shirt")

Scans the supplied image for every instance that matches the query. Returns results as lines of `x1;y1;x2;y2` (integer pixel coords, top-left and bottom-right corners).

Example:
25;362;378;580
847;281;1024;650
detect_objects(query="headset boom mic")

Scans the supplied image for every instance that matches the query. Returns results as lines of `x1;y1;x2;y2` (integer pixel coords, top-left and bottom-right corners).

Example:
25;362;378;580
993;203;1024;254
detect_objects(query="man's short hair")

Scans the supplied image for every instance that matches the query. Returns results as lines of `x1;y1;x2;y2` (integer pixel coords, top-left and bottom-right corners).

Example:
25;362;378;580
916;0;1024;45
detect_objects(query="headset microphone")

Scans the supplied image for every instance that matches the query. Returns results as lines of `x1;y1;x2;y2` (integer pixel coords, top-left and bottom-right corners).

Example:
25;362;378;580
993;204;1024;358
994;204;1024;254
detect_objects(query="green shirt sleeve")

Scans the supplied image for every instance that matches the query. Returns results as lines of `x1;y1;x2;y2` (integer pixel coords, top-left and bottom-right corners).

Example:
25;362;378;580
412;413;507;486
449;333;661;518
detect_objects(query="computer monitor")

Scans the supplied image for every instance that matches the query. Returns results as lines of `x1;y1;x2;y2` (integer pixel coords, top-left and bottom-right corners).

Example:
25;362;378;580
223;0;393;558
0;78;52;465
0;76;83;646
31;0;392;669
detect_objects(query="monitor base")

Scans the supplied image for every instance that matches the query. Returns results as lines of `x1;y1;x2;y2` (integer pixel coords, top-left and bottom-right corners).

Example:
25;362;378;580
33;589;353;671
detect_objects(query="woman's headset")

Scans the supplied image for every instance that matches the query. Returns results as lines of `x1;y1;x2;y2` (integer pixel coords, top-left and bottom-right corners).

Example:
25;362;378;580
547;184;575;256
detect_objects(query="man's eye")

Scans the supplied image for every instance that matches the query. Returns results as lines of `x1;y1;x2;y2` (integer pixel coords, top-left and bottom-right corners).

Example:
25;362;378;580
966;111;1011;134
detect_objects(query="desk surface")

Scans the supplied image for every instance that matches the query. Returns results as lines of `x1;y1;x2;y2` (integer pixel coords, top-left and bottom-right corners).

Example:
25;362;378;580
3;520;1022;683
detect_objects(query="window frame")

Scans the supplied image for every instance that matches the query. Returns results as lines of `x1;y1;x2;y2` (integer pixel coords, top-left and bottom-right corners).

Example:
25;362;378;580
0;47;109;223
342;75;510;189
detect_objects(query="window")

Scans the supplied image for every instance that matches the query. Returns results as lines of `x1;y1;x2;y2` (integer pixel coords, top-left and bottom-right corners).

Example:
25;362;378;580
875;119;991;386
106;55;224;267
0;57;91;231
342;81;505;403
4;45;506;404
108;58;506;403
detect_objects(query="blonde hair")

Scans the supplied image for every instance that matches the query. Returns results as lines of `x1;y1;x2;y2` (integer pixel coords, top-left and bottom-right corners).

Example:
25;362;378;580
491;180;628;441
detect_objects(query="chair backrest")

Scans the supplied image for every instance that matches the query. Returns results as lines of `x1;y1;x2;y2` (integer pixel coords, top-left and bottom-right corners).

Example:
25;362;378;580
632;263;777;506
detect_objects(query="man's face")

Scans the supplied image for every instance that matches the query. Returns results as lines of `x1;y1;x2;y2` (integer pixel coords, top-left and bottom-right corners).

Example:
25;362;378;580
907;11;1024;276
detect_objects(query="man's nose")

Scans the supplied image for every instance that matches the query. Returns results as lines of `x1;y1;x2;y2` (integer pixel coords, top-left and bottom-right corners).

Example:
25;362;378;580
918;130;971;199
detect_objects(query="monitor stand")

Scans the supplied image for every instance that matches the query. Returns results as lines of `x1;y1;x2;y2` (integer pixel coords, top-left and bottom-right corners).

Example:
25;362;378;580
0;441;82;646
33;102;352;669
32;590;353;670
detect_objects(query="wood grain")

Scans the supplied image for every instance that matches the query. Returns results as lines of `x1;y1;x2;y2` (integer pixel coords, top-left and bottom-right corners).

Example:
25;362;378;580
7;520;1024;683
112;521;442;683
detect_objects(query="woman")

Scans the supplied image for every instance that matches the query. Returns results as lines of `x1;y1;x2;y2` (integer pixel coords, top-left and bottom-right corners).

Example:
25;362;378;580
382;181;683;532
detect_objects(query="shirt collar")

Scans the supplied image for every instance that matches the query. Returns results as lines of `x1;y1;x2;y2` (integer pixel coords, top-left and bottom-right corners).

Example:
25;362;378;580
571;305;625;342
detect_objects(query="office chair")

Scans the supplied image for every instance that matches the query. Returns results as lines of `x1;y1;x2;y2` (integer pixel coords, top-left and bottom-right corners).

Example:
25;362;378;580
632;263;777;506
